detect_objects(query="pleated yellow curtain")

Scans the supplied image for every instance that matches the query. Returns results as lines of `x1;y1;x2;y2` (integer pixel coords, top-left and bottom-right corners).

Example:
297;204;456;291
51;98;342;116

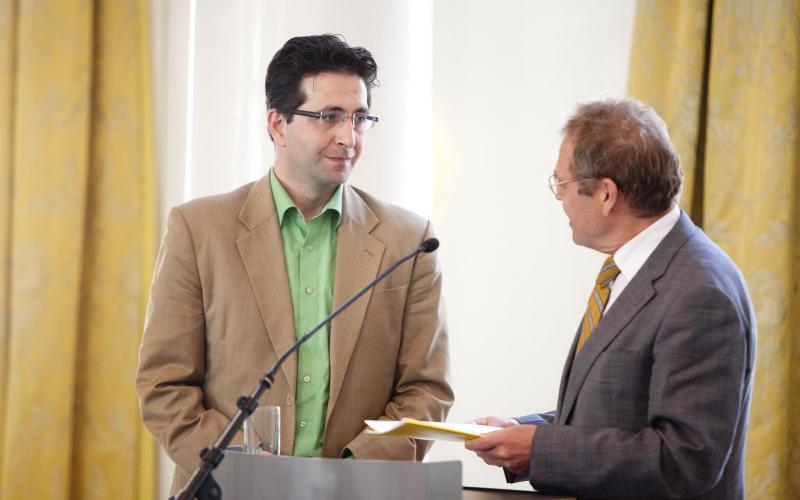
0;1;156;498
629;1;800;498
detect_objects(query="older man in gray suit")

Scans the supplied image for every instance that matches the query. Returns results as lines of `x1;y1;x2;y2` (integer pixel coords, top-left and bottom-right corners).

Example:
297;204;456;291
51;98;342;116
466;98;756;499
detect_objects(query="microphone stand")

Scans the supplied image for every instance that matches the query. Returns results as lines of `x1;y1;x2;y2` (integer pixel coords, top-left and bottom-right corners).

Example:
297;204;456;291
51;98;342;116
170;238;440;500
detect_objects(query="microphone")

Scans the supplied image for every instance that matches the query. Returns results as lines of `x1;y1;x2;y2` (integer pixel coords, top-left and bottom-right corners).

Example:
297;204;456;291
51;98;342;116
420;237;439;253
172;237;441;500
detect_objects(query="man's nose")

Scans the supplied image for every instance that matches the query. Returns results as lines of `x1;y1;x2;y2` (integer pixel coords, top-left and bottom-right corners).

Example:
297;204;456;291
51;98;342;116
334;119;356;148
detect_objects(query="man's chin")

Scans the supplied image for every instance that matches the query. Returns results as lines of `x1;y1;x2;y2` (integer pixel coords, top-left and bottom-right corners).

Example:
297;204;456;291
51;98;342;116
324;164;353;183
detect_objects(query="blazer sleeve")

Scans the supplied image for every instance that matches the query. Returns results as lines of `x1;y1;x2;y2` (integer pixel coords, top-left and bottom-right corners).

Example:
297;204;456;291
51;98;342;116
517;411;556;425
135;207;244;476
527;285;753;498
343;222;454;461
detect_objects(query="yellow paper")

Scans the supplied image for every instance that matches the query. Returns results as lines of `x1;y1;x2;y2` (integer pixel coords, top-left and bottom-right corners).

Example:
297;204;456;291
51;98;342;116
364;418;500;441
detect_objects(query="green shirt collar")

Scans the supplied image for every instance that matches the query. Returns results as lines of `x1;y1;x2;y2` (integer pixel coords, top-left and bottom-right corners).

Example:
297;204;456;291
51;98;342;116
269;169;343;228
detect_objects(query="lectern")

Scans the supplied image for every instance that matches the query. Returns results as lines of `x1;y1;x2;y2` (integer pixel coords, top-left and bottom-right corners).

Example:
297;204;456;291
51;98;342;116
211;450;462;500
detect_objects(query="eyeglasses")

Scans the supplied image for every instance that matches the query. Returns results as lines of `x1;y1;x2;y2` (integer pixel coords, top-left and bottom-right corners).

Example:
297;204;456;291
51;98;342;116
290;109;379;132
547;174;589;195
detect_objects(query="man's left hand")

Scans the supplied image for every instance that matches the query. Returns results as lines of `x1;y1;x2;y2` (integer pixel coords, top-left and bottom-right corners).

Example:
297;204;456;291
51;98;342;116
464;424;537;475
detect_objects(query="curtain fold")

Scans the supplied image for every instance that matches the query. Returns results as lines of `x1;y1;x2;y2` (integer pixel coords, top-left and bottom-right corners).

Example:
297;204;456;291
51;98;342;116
629;1;800;498
0;1;156;498
0;2;14;490
628;0;711;214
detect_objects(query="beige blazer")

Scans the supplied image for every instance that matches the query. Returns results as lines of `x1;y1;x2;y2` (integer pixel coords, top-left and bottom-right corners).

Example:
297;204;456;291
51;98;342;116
135;176;453;492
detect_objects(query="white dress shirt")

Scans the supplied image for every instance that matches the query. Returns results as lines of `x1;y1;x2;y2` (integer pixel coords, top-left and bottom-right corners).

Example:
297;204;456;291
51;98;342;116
605;205;681;312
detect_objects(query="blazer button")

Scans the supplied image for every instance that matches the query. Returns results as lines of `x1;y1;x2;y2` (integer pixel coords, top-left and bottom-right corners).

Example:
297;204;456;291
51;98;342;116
286;394;294;406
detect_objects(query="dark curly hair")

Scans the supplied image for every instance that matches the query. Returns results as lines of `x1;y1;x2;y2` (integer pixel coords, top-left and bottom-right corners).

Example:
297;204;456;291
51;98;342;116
265;34;378;121
563;98;684;218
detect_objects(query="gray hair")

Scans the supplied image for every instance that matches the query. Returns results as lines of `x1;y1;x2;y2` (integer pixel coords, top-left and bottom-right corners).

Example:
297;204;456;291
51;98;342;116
562;97;683;217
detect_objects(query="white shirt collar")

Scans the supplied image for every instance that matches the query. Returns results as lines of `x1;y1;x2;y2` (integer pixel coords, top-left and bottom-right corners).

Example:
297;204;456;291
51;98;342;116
612;205;681;283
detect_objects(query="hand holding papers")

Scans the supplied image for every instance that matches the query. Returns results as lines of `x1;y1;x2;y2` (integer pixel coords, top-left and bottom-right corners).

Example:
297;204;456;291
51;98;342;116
365;418;501;442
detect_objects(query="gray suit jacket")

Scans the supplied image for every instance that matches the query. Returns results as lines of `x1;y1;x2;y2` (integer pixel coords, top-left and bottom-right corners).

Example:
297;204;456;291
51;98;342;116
516;212;756;499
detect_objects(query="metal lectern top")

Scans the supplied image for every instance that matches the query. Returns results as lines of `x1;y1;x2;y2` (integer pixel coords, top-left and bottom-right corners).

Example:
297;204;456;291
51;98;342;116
212;451;462;500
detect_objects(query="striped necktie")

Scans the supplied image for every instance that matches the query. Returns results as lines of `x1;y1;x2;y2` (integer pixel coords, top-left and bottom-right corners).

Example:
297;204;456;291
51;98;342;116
576;256;620;353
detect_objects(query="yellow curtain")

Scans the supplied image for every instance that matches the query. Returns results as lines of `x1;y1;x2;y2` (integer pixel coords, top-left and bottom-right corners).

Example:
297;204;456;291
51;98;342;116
629;1;800;498
0;1;156;498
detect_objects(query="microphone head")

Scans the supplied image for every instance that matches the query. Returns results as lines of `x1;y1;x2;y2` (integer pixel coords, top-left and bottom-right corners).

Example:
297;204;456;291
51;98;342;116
420;238;440;253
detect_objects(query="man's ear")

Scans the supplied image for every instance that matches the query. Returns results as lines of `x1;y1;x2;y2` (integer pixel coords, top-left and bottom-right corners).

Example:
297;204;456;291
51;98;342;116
598;178;621;216
267;108;287;147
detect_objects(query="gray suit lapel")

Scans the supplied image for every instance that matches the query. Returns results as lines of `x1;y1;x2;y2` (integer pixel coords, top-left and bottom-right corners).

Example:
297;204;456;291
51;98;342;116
235;176;297;392
557;280;657;424
555;331;579;418
557;212;697;424
328;186;385;415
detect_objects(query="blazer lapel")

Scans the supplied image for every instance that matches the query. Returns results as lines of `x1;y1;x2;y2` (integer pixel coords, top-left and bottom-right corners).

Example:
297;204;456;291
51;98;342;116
557;212;696;424
555;329;579;420
327;186;385;415
235;176;297;391
558;279;657;423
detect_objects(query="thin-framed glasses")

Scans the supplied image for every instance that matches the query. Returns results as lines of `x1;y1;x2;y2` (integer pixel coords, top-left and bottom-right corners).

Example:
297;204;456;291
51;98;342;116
290;109;379;132
547;174;589;195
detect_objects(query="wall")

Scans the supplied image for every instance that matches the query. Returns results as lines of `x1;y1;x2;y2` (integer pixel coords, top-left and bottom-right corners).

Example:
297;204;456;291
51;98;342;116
428;1;635;489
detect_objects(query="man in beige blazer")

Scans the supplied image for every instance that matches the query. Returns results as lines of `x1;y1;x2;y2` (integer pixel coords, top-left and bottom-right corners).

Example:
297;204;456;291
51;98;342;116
136;34;453;493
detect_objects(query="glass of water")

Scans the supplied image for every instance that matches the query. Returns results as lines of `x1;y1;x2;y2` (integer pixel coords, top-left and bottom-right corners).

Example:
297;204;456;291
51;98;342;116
243;405;280;455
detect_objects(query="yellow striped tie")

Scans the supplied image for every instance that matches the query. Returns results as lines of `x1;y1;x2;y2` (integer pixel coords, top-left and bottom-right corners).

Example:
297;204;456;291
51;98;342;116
576;256;620;353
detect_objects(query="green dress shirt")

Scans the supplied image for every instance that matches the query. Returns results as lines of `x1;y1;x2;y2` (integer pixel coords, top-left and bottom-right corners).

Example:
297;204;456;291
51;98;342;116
269;170;342;457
